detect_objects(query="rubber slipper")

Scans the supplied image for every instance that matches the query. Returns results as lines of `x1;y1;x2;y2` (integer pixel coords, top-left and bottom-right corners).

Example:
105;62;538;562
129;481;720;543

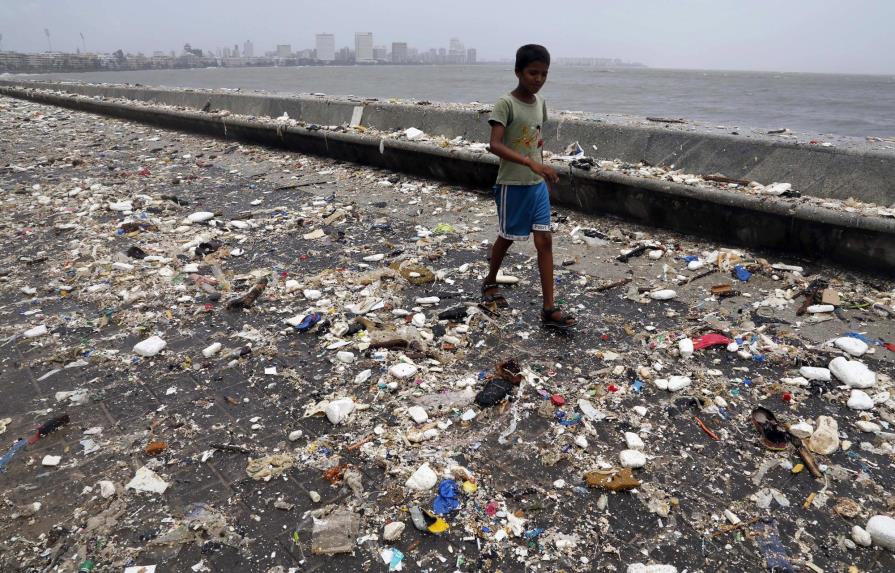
295;312;322;332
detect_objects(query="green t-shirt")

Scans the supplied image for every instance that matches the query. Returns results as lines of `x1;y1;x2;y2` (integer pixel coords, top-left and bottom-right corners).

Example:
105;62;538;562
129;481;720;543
489;93;548;185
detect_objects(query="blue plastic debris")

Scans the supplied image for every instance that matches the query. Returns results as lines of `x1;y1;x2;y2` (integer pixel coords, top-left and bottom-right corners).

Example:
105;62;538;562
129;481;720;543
682;255;699;263
0;439;27;474
846;332;880;345
383;547;404;571
632;379;644;393
733;265;752;282
524;528;545;540
295;312;321;332
752;520;795;573
554;411;581;427
433;479;461;515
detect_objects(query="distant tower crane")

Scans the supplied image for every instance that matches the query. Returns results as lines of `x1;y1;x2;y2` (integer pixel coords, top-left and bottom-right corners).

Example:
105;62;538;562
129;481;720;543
44;28;52;51
80;32;86;53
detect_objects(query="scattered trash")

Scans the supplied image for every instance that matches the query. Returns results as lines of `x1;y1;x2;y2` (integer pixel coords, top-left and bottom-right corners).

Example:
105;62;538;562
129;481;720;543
245;454;296;480
406;463;438;491
584;468;641;491
692;333;733;350
752;407;789;451
311;508;360;554
475;378;514;407
1;91;893;573
752;520;795;572
383;521;405;542
432;479;461;514
133;335;167;357
866;515;895;551
125;466;169;494
226;277;268;310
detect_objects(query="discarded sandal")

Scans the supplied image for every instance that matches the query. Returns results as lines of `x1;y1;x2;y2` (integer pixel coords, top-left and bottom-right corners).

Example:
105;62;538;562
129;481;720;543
541;307;577;330
496;358;523;385
481;283;509;308
751;407;789;451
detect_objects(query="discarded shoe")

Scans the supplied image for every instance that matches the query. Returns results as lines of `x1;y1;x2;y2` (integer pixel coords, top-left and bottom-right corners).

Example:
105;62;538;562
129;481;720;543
752;407;789;451
225;277;268;310
495;358;523;385
475;378;514;407
296;312;323;333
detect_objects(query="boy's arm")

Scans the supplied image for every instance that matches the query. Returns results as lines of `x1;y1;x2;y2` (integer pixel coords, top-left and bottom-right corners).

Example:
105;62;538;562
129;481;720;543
488;122;558;183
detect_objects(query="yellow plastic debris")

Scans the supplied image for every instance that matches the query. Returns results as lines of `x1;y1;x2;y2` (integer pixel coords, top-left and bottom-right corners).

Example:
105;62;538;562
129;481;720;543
462;481;478;494
427;517;449;534
792;463;805;474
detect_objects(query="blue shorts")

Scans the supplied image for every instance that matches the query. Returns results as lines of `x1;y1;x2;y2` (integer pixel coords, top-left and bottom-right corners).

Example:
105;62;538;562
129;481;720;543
493;181;552;241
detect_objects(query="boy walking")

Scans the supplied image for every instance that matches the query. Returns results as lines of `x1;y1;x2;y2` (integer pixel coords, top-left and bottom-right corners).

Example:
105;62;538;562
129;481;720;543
482;44;577;329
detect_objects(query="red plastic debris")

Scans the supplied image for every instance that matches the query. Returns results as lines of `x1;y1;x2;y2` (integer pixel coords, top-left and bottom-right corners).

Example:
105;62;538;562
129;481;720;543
692;333;734;351
600;334;609;341
607;384;619;393
485;501;498;516
782;391;792;402
885;343;895;353
550;394;565;407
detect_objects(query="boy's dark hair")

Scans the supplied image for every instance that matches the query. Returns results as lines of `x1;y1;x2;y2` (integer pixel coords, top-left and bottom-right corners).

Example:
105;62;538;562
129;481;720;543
515;44;550;71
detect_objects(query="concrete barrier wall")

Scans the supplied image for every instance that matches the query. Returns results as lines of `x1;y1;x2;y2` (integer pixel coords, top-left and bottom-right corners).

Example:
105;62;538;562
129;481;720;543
2;83;894;275
2;79;893;205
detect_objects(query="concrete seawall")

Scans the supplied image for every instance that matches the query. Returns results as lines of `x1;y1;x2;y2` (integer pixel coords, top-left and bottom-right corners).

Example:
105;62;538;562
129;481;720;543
2;82;894;275
3;78;894;206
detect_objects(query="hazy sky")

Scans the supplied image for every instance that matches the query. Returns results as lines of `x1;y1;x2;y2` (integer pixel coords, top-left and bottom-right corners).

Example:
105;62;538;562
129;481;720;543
2;0;893;74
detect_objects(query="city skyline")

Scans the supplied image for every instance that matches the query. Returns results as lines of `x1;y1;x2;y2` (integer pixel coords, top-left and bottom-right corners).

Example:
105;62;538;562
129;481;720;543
0;31;487;65
2;0;895;74
0;33;499;74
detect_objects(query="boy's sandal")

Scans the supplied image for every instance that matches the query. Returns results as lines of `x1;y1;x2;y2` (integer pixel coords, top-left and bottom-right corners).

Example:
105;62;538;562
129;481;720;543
541;307;577;330
481;283;509;308
751;406;789;451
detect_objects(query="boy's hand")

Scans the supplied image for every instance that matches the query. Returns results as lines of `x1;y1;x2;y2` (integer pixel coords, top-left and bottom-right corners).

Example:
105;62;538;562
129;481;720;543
526;159;559;183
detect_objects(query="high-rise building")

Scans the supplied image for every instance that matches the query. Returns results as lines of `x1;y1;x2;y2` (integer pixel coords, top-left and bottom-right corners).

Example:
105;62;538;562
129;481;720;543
315;34;335;62
372;45;387;61
467;48;477;65
354;32;373;63
243;40;254;58
276;44;292;58
336;46;352;63
391;42;408;64
448;38;466;64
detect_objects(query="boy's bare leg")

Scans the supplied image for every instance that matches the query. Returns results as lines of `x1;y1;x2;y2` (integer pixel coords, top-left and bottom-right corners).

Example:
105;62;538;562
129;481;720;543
484;236;514;289
532;231;555;309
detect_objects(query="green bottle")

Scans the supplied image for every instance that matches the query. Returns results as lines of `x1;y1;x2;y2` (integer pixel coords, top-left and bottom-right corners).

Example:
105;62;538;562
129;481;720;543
78;559;95;573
